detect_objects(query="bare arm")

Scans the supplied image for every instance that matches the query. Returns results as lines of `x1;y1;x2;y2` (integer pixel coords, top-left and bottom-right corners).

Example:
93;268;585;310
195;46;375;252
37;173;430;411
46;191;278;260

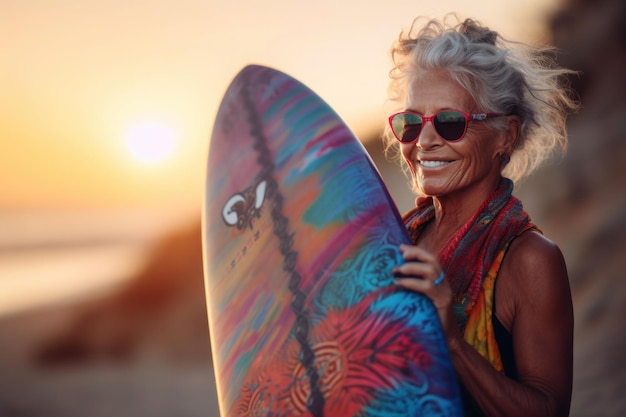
394;231;574;416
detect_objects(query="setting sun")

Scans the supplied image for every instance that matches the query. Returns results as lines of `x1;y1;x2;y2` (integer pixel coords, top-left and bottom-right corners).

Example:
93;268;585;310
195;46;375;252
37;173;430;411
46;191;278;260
125;121;177;165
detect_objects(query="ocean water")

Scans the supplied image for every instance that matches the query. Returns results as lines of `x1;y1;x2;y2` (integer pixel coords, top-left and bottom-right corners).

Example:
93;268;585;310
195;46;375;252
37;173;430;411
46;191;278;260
0;207;196;316
0;243;146;316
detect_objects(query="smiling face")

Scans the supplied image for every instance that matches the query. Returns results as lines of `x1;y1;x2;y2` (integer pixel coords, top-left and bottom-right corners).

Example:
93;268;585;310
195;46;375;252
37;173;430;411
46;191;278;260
401;69;511;201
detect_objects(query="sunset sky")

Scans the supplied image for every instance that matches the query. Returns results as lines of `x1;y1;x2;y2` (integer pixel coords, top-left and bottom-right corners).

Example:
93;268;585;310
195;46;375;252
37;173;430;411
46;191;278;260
1;0;559;212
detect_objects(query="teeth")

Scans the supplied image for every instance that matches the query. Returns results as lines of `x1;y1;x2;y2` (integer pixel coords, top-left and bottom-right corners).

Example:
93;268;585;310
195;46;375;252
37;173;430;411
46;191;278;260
420;160;449;167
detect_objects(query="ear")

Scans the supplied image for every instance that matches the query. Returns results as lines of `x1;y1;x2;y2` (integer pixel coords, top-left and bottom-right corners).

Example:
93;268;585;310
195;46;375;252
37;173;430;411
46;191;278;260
504;115;522;154
496;115;522;157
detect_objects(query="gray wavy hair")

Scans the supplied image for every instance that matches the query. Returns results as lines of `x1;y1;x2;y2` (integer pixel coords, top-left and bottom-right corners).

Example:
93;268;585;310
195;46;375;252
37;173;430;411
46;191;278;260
384;15;579;186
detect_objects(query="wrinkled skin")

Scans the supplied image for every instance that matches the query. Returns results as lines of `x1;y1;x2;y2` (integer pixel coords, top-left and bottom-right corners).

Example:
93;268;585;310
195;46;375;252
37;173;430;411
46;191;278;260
392;70;574;417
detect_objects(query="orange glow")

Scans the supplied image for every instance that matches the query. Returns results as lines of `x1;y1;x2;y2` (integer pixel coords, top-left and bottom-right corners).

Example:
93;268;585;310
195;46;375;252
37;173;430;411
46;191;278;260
1;0;559;210
0;0;559;315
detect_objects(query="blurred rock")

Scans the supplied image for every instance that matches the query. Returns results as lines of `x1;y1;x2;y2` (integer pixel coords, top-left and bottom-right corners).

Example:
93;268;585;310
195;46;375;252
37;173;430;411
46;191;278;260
520;0;626;414
35;219;211;366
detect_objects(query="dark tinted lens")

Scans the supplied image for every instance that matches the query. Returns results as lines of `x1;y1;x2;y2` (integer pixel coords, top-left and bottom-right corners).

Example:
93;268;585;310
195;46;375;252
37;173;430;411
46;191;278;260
433;111;467;141
392;113;423;143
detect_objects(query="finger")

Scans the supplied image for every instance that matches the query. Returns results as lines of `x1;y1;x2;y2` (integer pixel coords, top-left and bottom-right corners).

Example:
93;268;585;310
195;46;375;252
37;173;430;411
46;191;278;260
399;244;438;264
392;260;430;278
395;274;452;311
393;260;443;285
433;271;445;286
394;276;435;292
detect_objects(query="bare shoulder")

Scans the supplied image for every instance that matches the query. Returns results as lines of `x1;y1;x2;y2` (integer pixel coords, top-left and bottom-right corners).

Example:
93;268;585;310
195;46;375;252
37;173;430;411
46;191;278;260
504;229;569;288
497;229;573;328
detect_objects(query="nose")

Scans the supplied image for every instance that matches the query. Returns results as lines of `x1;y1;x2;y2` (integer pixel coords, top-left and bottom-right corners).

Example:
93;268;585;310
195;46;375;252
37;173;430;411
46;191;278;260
416;120;443;150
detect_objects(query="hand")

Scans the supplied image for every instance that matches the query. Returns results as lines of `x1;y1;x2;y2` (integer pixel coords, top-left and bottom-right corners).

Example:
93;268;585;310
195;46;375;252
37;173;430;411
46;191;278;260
392;244;461;346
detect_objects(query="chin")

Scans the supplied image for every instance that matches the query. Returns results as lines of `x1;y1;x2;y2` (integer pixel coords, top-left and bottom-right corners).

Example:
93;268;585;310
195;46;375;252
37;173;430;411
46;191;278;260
415;184;436;197
416;180;451;198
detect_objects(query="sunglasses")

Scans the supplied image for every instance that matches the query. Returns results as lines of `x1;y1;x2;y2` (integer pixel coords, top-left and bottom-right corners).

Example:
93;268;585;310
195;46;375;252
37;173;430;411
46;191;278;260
388;110;502;143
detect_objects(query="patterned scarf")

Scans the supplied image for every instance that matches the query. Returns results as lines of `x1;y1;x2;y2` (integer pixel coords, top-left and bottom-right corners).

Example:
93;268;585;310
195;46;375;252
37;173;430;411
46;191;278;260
403;178;536;371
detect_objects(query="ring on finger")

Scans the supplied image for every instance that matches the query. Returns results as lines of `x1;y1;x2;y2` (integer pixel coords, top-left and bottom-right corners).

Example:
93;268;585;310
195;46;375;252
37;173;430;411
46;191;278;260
434;272;445;286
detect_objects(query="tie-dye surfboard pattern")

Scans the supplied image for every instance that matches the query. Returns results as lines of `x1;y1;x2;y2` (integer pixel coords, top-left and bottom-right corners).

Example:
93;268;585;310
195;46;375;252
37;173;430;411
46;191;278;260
203;65;464;417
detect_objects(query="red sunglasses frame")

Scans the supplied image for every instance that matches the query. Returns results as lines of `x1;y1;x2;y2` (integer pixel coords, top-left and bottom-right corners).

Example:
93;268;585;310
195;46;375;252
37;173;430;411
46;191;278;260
388;110;503;143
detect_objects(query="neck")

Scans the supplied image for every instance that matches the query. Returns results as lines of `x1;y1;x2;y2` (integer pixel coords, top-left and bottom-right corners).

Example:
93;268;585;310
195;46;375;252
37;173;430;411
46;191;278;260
422;176;504;253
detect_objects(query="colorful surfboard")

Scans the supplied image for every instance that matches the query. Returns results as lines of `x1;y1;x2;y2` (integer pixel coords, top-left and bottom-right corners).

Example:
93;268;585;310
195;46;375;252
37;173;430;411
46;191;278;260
202;65;463;416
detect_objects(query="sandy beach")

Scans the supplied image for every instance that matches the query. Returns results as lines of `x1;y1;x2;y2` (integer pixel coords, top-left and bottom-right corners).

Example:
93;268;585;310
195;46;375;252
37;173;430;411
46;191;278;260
0;210;220;417
0;301;219;417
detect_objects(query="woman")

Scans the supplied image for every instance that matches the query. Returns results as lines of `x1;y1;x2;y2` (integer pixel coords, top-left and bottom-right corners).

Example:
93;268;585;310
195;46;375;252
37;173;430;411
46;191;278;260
386;16;577;416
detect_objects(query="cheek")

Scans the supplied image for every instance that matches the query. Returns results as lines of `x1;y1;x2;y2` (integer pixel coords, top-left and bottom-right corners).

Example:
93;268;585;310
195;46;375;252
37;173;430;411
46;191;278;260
460;144;498;178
